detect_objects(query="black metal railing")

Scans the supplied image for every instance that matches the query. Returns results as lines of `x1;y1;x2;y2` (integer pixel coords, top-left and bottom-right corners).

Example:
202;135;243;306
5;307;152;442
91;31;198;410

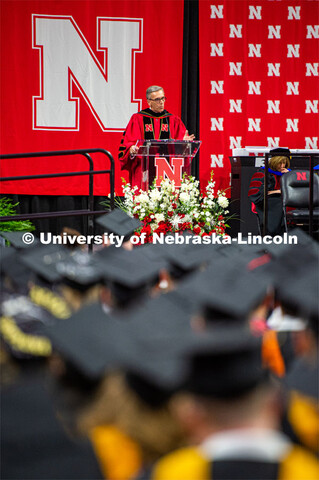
0;148;115;250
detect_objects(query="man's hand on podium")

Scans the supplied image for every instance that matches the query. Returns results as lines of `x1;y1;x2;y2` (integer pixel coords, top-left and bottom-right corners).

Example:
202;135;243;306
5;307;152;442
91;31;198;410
130;144;139;156
183;130;195;141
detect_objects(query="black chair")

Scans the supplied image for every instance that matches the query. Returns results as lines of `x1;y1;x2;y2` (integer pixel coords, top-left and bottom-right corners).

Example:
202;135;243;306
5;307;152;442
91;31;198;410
280;170;319;232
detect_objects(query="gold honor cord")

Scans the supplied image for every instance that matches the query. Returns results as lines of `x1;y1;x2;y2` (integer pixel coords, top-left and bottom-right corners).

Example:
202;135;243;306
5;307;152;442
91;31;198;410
29;285;71;319
0;316;52;357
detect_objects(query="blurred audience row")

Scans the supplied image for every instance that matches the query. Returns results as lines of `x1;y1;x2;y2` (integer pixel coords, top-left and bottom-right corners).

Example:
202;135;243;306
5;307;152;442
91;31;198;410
1;210;318;480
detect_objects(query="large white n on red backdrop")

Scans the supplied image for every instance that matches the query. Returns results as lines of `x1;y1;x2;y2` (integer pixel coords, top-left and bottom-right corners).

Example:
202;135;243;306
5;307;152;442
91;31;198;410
199;0;319;194
0;0;184;195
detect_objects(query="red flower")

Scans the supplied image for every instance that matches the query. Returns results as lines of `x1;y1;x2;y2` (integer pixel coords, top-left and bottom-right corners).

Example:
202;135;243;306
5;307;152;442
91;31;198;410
141;224;152;236
198;221;205;227
193;226;201;235
172;203;177;209
180;222;192;231
167;211;173;217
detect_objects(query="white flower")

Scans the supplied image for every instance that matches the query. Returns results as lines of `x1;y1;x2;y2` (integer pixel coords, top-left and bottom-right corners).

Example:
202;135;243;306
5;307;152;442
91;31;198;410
179;192;190;203
217;196;229;208
149;189;161;202
171;215;181;228
155;213;165;223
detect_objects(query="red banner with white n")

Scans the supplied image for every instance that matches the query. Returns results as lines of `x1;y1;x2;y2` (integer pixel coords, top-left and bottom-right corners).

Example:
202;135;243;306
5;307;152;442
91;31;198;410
199;0;319;195
0;0;184;195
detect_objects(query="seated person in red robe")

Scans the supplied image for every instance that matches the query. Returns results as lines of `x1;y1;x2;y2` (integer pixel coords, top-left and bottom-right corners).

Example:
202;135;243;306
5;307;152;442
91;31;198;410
248;148;291;235
118;85;194;188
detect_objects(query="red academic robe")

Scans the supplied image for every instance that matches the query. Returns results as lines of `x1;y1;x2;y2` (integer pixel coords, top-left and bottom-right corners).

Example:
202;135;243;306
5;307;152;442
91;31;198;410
118;108;187;188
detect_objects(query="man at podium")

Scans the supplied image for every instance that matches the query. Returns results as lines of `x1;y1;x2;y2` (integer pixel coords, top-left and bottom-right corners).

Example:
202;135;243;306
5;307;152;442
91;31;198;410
118;85;195;188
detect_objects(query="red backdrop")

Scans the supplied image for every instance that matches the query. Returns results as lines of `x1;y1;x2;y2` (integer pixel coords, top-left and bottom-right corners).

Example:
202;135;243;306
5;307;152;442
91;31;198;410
1;0;318;197
199;0;319;194
0;0;184;195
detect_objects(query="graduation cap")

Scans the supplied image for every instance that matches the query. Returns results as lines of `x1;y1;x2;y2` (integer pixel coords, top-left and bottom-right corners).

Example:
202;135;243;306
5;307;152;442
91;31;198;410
181;257;270;321
118;315;266;399
96;208;142;241
182;326;266;398
269;147;291;158
250;243;318;327
0;231;39;249
164;241;218;272
20;244;70;284
97;247;165;307
264;228;318;259
0;290;54;359
43;302;121;381
1;248;36;293
55;250;104;290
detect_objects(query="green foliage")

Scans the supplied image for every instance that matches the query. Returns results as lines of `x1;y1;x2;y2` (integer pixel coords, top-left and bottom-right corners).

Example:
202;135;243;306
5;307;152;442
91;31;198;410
0;197;35;232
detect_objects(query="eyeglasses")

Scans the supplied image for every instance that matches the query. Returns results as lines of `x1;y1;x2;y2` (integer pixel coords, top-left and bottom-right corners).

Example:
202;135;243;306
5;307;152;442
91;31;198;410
149;96;166;104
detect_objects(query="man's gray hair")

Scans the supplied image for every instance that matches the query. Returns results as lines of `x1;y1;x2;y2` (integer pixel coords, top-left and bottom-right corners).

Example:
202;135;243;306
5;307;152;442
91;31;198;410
146;85;164;100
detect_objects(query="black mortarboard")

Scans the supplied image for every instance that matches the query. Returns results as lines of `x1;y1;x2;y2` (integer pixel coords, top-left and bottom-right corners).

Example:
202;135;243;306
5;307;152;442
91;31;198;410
96;208;142;241
269;147;291;158
43;302;119;380
160;238;217;272
0;231;39;249
1;247;36;293
180;257;270;321
20;244;70;284
97;247;164;306
0;290;54;359
264;228;318;259
183;326;266;398
251;242;318;327
55;250;104;290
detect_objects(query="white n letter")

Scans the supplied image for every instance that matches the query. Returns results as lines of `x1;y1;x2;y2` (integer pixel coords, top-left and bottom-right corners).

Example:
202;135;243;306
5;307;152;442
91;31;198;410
267;137;280;148
248;44;261;57
229;25;243;38
249;6;262;19
248;81;261;95
211;118;224;131
229;62;242;76
210;43;224;56
248;118;261;132
288;6;301;20
286;82;299;95
306;26;319;38
305;100;319;113
230;137;242;149
210;5;223;18
287;44;300;57
229;100;242;113
267;101;280;114
210;81;224;94
306;63;319;76
268;26;281;38
32;15;142;131
268;63;280;76
210;155;224;168
286;119;299;132
305;137;318;149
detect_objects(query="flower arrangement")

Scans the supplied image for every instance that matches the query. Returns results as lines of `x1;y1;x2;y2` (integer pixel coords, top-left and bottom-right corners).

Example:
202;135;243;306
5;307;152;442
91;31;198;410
118;174;232;243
